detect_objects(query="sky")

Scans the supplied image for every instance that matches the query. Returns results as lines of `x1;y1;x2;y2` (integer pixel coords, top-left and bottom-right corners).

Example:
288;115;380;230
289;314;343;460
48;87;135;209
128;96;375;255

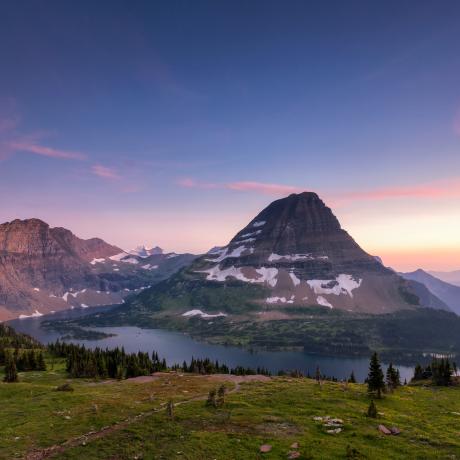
1;0;460;271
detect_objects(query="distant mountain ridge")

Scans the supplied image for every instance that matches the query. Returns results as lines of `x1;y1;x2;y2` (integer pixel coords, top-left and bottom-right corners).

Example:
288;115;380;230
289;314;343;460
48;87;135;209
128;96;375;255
401;269;460;315
428;270;460;287
0;219;196;321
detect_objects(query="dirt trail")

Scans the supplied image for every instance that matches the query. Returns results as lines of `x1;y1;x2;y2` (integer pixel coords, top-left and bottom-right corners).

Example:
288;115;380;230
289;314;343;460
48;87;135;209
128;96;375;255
24;373;270;460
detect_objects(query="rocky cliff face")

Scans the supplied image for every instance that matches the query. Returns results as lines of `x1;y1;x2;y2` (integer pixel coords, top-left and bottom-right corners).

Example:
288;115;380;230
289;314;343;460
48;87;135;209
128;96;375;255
0;219;196;320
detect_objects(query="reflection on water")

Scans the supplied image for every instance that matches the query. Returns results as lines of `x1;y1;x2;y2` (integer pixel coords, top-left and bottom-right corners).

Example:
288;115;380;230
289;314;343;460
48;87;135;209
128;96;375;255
9;307;414;383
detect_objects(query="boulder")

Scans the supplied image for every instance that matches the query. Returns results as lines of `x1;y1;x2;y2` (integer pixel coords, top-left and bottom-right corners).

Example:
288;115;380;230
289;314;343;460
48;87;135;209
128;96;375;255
378;424;391;435
260;444;272;453
390;427;401;435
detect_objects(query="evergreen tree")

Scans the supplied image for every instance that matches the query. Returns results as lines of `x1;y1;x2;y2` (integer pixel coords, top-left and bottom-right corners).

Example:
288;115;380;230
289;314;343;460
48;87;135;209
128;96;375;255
166;399;174;419
315;366;321;384
367;352;385;398
367;400;377;418
3;352;18;383
37;351;46;371
217;384;226;407
348;370;356;383
413;363;424;381
386;363;400;391
206;388;217;407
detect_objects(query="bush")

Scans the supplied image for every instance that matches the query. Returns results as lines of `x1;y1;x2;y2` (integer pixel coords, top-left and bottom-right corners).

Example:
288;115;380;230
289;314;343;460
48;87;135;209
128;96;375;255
56;383;74;392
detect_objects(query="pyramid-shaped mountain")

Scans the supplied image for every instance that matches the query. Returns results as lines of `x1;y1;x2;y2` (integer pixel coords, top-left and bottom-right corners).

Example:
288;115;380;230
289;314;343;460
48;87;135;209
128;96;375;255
120;192;436;320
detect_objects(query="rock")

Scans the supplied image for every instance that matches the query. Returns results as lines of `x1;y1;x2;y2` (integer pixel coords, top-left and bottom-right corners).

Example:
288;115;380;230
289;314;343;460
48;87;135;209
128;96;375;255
287;452;301;459
390;427;401;435
378;424;391;435
260;444;272;453
326;428;342;434
290;442;299;449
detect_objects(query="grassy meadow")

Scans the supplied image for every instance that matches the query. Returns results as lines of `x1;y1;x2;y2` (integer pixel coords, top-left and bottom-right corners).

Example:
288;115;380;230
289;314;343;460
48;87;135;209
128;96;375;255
2;355;460;459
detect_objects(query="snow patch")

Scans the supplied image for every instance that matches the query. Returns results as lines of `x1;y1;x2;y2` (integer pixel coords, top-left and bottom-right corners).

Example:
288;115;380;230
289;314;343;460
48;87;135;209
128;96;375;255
205;245;251;263
316;296;333;308
199;265;278;287
182;309;227;319
289;271;301;286
80;303;89;309
240;230;262;238
19;310;43;319
122;257;139;265
236;237;256;244
268;253;328;262
266;296;287;304
307;274;362;297
109;252;129;262
90;258;105;265
33;287;40;292
252;220;266;227
141;264;159;270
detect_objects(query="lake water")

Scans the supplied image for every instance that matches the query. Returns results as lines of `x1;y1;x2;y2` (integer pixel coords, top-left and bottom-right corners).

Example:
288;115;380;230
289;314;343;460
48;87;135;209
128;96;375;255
8;307;414;383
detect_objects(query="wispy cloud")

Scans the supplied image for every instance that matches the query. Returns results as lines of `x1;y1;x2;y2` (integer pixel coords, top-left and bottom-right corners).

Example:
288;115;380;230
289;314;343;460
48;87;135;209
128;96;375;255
177;177;218;189
227;181;303;195
7;140;86;160
91;164;121;180
336;179;460;203
177;176;460;203
177;177;304;195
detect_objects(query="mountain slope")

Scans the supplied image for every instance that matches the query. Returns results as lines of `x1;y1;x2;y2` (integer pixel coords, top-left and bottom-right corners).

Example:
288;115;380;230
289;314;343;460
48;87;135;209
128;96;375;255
401;269;460;315
0;219;196;320
101;192;440;328
428;270;460;287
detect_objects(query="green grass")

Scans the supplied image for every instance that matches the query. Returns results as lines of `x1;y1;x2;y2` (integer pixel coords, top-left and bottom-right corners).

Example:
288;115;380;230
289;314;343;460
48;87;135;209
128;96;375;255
2;358;460;459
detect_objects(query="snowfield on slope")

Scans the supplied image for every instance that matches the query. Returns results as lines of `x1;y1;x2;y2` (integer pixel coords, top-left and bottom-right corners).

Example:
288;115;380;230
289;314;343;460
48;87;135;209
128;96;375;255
182;309;227;319
307;274;362;297
199;265;278;287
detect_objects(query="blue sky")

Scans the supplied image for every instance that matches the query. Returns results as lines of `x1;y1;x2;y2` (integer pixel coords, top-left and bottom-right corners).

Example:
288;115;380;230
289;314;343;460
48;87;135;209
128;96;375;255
1;1;460;270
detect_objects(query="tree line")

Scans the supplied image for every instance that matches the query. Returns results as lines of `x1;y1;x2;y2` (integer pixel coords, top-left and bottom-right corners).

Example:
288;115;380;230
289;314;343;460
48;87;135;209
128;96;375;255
412;357;456;386
48;341;167;379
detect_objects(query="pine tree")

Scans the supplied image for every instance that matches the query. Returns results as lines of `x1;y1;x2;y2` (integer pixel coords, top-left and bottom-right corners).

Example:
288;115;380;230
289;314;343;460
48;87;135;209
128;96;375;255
3;352;18;383
315;366;321;384
413;363;423;381
206;388;217;407
166;399;174;419
37;352;46;371
348;370;356;383
386;363;400;391
367;400;377;418
367;352;385;398
217;384;226;407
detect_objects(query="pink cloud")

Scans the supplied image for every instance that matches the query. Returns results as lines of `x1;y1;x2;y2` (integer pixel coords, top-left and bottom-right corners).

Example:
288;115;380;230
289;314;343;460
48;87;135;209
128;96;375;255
177;178;304;195
177;177;218;189
8;141;86;160
91;164;121;180
336;180;460;203
177;176;460;204
227;181;304;195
